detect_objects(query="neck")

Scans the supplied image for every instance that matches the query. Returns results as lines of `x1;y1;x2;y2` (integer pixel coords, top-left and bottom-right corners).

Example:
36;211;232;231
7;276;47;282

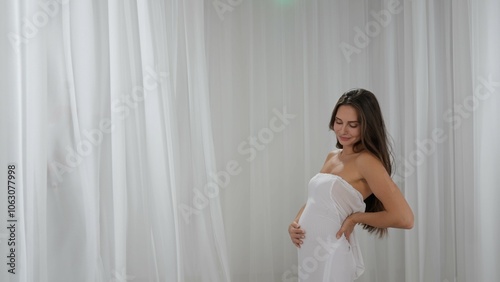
341;146;355;155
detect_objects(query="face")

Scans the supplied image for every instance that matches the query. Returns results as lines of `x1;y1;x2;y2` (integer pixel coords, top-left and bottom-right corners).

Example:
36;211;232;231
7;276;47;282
333;105;361;147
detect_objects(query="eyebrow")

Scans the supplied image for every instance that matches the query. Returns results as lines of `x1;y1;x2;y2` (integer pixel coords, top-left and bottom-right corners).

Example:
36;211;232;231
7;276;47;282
335;117;359;123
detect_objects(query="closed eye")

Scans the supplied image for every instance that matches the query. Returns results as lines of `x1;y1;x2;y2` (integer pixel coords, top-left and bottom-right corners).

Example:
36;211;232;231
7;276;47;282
336;118;358;128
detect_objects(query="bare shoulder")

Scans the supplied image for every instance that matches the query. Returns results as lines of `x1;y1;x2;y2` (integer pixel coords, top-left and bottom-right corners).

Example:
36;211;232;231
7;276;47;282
325;149;341;162
355;151;386;173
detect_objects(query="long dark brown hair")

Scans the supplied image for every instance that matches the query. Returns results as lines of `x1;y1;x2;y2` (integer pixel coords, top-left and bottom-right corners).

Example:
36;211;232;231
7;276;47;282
329;88;393;237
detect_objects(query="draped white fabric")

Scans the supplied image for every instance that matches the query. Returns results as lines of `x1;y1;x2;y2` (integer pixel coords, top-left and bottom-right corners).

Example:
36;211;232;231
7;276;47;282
0;0;499;282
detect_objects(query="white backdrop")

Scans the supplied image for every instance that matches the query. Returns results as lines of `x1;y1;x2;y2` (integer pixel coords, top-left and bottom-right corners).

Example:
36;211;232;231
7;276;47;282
0;0;499;281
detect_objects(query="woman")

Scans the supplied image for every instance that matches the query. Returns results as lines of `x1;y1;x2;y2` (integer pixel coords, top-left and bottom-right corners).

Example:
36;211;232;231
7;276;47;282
288;89;414;281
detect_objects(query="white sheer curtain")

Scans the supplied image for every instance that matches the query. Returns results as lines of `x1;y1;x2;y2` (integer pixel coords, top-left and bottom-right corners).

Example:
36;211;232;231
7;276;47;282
205;0;498;281
1;0;499;282
470;1;500;281
0;0;229;281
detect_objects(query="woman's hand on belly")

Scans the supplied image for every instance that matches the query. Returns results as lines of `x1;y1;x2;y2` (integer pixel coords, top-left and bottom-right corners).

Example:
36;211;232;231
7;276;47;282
288;221;306;248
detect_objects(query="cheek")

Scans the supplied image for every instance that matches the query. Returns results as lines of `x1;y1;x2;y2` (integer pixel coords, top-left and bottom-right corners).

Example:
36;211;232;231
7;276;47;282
351;128;361;138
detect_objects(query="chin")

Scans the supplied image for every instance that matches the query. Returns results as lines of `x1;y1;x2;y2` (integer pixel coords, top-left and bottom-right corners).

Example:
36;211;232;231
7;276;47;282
337;138;358;147
337;138;351;145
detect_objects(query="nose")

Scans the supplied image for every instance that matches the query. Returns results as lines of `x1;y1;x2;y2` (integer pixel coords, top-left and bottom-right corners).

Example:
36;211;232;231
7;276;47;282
339;124;348;134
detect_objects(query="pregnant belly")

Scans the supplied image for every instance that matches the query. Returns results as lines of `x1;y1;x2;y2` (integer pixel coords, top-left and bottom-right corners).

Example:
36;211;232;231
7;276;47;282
298;207;341;245
297;209;354;280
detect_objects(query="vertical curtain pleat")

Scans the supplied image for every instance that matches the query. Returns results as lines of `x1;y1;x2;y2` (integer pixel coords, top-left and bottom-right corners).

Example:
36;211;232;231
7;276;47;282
1;0;230;281
471;1;500;281
204;0;496;281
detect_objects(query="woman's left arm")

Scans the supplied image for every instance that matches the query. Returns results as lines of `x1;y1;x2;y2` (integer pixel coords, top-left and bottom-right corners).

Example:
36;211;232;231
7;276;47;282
337;153;414;239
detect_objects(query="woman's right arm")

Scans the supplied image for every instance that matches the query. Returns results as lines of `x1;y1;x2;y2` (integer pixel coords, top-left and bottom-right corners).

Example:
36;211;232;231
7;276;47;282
288;204;306;248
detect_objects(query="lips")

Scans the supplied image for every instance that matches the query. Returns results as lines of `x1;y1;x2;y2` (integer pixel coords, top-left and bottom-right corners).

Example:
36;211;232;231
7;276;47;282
338;136;351;142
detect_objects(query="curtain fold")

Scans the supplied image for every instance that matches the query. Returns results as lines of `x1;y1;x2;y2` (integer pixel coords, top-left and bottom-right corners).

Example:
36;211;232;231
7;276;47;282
470;1;500;281
205;0;497;281
1;0;230;281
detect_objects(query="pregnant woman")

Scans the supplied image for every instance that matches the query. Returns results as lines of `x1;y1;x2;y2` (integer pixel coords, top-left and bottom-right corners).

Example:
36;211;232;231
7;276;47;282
288;89;414;281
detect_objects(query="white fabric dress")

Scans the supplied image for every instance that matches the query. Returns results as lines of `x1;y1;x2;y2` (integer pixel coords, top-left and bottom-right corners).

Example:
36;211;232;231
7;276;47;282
298;173;366;282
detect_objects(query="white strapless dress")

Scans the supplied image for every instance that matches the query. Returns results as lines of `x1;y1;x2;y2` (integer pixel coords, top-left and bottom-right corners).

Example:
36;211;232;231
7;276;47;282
298;173;366;282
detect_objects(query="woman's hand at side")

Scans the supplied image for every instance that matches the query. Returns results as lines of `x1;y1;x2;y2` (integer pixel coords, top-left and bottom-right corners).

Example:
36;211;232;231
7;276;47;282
336;213;359;242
